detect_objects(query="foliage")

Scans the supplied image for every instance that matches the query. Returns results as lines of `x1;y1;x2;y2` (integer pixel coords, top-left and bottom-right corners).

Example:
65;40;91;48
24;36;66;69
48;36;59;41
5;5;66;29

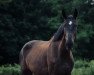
0;60;94;75
0;0;12;4
72;60;94;75
0;64;20;75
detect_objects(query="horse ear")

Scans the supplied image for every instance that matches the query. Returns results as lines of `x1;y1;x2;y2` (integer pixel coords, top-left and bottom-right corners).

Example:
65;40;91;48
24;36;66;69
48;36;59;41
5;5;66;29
62;9;67;19
73;8;78;19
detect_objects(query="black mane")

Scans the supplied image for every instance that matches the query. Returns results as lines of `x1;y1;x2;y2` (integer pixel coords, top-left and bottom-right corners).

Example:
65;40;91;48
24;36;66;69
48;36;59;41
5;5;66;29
53;24;64;41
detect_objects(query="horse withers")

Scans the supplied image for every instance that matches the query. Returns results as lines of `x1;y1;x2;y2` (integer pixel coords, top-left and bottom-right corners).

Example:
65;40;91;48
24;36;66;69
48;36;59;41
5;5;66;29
20;9;78;75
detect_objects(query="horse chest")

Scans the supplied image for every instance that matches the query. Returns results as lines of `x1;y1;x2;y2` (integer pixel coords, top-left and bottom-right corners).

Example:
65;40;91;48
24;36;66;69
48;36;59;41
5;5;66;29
54;60;74;74
58;62;72;70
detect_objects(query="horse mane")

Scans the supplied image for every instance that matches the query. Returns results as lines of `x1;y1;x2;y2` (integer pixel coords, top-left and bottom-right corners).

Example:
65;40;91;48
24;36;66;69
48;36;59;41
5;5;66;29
52;23;64;41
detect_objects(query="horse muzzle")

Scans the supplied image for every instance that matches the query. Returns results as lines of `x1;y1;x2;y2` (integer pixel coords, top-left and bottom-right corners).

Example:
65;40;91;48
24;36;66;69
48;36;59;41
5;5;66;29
65;34;74;50
66;40;73;50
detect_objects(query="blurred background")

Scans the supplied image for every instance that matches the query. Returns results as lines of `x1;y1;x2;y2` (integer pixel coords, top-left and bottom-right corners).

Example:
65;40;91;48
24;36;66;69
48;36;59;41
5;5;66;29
0;0;94;75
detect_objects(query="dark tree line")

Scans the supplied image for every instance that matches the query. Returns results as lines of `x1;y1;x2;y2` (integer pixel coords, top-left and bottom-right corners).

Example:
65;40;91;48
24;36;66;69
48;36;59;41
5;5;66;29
0;0;94;64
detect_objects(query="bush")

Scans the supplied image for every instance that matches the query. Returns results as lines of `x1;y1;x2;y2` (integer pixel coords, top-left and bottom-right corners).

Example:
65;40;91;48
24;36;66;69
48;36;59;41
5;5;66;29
0;60;94;75
0;64;20;75
72;60;94;75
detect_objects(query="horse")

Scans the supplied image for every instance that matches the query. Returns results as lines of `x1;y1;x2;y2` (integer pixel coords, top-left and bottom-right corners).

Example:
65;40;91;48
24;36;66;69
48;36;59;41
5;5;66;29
19;9;78;75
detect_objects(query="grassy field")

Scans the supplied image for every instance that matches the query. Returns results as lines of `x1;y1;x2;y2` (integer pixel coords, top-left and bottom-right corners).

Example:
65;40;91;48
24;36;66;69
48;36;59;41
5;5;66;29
0;64;20;75
72;60;94;75
0;60;94;75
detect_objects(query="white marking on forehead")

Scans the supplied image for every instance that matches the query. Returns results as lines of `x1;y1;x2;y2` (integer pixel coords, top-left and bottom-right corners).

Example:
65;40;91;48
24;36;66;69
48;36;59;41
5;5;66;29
69;21;72;25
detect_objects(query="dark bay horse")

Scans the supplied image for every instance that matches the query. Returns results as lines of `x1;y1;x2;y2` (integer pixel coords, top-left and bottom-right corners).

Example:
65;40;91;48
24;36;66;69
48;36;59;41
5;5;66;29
20;9;78;75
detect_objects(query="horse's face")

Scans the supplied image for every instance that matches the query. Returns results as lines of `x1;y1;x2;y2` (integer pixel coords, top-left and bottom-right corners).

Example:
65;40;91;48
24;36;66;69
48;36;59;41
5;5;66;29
62;9;78;50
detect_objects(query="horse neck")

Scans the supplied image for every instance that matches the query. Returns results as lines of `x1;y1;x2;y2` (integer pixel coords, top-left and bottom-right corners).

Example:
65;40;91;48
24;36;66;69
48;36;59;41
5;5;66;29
50;35;71;60
49;24;71;60
58;36;71;59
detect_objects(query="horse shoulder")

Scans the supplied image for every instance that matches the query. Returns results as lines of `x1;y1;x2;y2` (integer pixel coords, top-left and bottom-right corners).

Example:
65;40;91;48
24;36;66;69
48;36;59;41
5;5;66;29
25;41;50;73
26;41;50;60
20;40;38;58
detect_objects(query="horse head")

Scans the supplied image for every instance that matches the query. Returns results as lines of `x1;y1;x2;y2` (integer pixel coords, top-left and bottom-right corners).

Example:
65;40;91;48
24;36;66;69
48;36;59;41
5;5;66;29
62;9;78;50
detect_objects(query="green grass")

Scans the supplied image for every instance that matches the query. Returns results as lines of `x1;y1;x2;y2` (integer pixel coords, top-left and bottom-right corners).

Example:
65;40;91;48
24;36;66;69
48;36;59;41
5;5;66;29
0;60;94;75
0;64;20;75
72;60;94;75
